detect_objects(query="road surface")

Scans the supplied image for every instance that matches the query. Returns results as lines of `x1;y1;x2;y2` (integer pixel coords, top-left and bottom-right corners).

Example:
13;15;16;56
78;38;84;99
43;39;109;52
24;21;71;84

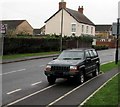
1;49;118;106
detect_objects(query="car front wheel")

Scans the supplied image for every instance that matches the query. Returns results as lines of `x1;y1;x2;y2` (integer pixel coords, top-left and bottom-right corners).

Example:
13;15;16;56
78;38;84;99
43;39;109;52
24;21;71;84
47;76;56;85
92;66;99;77
76;72;85;84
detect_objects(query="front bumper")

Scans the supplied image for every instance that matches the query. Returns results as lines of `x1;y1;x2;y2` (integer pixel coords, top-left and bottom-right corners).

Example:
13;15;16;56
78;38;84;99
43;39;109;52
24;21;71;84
44;70;79;78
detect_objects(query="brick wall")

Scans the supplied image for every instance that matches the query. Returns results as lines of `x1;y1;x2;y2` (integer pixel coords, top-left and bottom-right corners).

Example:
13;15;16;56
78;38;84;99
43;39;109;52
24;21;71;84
96;41;116;48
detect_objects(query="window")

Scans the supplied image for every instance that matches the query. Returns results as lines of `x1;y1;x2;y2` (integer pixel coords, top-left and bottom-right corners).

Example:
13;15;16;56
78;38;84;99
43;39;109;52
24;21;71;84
85;51;90;58
71;23;76;33
58;51;84;60
82;25;84;33
89;50;94;57
86;26;89;33
92;50;98;56
91;27;93;34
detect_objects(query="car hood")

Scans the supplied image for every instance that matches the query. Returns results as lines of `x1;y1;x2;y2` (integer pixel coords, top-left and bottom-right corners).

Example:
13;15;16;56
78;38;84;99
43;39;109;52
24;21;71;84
48;59;83;66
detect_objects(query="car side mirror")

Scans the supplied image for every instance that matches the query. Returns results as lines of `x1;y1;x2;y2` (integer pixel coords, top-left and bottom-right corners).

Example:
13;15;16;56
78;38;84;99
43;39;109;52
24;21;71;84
86;57;91;61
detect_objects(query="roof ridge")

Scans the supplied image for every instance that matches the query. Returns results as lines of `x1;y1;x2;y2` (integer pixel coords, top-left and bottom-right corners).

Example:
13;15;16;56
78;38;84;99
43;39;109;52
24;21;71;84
65;8;94;25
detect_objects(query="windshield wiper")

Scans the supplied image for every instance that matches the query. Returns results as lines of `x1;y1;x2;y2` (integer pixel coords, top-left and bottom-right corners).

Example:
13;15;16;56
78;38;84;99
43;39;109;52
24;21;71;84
72;58;81;60
63;58;72;60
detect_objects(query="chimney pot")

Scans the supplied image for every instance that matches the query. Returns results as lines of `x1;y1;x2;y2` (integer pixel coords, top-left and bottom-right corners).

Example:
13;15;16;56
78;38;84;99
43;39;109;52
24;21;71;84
78;6;84;14
59;1;66;10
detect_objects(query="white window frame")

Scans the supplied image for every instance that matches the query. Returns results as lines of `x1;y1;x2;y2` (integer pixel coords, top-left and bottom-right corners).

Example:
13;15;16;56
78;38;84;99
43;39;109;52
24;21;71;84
86;26;89;33
82;25;84;33
91;27;93;34
71;23;76;33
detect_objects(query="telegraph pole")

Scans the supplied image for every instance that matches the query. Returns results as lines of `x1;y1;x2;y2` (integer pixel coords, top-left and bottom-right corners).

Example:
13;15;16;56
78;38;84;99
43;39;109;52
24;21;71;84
115;18;119;64
60;0;64;52
60;8;63;52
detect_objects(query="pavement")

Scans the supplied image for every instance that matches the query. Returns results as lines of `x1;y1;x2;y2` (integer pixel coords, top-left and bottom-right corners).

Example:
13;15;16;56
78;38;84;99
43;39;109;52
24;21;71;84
1;54;59;64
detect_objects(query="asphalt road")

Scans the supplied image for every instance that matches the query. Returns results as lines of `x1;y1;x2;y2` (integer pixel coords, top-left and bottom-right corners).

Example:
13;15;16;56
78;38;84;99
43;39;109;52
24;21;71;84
1;49;117;106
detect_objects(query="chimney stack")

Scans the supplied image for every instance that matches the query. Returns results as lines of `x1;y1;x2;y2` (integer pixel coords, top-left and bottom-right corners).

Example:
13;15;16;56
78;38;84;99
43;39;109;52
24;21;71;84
78;6;84;14
59;0;66;10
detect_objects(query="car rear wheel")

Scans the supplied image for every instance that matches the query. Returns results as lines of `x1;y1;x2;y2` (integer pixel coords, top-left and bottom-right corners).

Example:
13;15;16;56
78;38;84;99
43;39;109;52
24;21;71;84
47;76;56;85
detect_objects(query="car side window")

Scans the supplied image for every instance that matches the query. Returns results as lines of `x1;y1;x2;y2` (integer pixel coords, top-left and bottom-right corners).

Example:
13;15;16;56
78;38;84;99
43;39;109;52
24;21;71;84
85;51;90;58
92;50;98;56
89;50;94;57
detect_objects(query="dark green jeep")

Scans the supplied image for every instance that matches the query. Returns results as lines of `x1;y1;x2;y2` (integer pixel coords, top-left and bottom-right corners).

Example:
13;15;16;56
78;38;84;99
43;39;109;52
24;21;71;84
44;48;100;84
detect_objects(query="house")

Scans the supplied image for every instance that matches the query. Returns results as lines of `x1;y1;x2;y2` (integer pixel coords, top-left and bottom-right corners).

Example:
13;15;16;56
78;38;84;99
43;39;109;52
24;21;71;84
0;20;33;35
45;0;95;36
33;25;45;36
33;29;41;36
95;25;112;39
95;25;115;48
40;25;45;35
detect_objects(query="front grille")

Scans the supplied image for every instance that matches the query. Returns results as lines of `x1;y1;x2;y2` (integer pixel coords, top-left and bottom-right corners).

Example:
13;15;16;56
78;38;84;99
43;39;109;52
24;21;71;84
51;66;69;72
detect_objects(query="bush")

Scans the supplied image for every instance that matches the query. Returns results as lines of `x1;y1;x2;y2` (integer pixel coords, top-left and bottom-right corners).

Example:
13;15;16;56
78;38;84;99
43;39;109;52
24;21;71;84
92;45;109;50
3;37;60;55
3;35;93;55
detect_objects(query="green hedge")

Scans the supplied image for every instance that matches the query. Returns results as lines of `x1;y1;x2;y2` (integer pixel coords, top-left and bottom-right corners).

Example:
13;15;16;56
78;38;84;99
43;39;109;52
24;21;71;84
3;35;93;55
3;37;60;55
92;45;109;50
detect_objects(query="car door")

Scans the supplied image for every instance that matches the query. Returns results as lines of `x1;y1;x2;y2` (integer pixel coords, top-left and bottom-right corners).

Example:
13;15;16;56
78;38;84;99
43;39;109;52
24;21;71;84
89;50;96;72
85;50;92;74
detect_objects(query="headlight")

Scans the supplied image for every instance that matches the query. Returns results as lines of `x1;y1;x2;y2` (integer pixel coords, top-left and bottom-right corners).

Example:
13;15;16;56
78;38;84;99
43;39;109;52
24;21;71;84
70;66;77;72
45;65;51;71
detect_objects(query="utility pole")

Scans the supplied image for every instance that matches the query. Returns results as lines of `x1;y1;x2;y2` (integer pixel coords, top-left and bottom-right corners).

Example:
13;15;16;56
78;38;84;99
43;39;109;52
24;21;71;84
115;18;120;64
60;8;63;52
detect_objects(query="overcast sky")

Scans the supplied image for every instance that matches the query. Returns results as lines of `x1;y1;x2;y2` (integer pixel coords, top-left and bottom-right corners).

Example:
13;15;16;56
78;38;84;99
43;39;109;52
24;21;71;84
0;0;120;28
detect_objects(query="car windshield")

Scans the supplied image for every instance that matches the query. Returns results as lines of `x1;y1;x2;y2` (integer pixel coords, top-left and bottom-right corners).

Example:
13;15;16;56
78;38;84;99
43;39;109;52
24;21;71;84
58;51;84;60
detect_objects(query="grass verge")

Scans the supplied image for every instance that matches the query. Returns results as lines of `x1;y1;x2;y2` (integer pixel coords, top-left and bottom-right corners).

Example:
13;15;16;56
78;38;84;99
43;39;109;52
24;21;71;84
82;62;119;106
2;51;60;60
100;61;119;73
82;74;119;106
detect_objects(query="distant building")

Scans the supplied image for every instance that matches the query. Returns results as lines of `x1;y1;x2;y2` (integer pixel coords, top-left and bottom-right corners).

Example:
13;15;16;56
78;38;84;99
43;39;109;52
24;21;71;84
95;25;112;39
45;0;95;36
33;29;41;36
0;20;33;35
33;25;45;36
40;25;45;35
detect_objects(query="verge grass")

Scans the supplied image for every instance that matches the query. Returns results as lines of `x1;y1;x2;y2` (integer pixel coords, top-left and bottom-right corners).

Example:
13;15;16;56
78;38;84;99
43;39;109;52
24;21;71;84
83;74;119;106
82;62;119;106
100;61;119;73
3;51;60;60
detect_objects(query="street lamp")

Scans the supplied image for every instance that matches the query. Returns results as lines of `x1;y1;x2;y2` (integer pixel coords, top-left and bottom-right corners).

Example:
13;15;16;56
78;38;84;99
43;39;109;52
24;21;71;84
115;18;120;64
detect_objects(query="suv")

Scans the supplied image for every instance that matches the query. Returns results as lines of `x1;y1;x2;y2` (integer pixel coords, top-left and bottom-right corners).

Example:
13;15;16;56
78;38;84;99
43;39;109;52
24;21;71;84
44;48;100;84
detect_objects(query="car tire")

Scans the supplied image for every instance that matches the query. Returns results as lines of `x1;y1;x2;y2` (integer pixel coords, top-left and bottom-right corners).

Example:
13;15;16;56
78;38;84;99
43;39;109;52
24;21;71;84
92;66;99;77
47;76;56;85
76;72;85;84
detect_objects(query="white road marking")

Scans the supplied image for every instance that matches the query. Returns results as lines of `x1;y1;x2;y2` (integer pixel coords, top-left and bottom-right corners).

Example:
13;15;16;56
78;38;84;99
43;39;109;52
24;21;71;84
46;74;103;107
31;81;42;86
7;84;56;106
0;69;26;76
79;72;119;106
7;89;22;95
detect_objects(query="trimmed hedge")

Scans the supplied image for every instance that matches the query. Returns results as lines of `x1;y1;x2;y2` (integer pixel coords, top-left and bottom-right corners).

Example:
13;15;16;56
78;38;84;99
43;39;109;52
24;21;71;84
92;45;109;50
3;36;93;55
3;37;60;55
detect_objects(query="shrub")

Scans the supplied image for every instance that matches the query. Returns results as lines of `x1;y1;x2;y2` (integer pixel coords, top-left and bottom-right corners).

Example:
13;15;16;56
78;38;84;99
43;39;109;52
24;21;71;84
3;35;93;55
92;45;109;50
